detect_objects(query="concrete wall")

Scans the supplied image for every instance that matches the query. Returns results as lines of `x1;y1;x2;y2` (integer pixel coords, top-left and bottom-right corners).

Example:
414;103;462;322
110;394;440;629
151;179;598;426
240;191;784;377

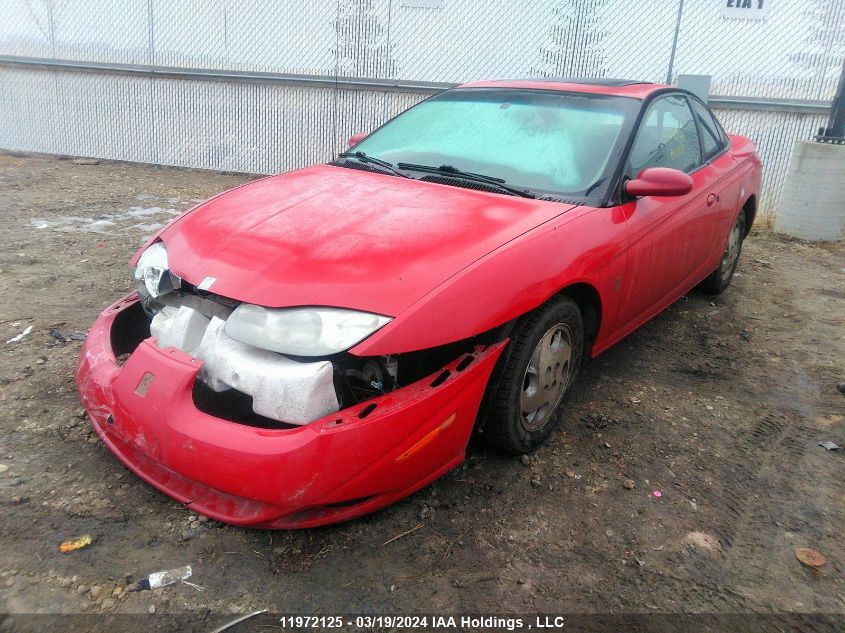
775;141;845;241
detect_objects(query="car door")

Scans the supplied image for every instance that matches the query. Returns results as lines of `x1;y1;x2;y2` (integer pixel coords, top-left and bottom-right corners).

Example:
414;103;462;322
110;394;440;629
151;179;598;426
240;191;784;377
688;97;742;271
614;94;723;332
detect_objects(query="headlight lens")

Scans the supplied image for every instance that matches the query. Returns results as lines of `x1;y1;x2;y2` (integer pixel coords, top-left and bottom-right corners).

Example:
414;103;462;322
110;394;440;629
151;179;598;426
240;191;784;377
225;304;392;356
133;242;181;299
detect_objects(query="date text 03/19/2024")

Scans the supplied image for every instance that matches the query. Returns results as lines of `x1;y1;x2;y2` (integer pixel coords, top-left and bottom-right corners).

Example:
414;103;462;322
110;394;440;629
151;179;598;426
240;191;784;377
276;615;571;630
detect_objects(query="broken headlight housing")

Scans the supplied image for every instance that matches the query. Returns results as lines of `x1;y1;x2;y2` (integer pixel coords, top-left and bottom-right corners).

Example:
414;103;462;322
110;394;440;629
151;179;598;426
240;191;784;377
224;304;391;356
133;242;181;300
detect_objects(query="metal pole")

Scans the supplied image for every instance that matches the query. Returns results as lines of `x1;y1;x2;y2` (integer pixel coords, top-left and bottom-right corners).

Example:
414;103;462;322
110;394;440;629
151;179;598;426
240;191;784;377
383;0;394;120
46;0;56;58
816;59;845;143
666;0;685;84
146;0;158;163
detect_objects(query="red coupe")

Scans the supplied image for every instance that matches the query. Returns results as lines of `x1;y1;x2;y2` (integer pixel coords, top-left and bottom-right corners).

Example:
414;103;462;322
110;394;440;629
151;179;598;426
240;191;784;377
77;79;762;528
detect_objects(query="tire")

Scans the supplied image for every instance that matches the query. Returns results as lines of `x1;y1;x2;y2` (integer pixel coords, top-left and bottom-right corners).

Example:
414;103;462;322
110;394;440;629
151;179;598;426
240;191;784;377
480;296;584;455
698;212;746;295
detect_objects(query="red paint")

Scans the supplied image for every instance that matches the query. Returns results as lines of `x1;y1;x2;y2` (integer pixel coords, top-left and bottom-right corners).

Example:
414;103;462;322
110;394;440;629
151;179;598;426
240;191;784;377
625;167;694;197
347;132;367;148
157;165;579;319
78;294;505;528
459;79;670;99
80;83;762;528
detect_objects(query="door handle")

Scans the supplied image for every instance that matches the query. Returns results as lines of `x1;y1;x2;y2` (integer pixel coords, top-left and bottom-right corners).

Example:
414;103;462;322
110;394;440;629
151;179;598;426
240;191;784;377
706;193;719;207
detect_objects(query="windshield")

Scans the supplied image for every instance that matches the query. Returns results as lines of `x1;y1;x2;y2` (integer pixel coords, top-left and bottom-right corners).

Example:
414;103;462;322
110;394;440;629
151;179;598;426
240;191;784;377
351;88;640;198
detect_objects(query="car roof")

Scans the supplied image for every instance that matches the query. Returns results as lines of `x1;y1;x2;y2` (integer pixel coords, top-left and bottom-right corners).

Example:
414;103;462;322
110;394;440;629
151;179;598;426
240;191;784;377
456;78;671;99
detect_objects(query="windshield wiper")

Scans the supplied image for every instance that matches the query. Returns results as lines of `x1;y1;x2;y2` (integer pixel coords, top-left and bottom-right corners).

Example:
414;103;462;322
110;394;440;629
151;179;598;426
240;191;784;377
396;163;536;199
335;151;409;178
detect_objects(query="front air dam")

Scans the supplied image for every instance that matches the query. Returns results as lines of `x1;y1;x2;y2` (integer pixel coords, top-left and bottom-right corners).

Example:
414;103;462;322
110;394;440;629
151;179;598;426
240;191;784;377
77;294;507;528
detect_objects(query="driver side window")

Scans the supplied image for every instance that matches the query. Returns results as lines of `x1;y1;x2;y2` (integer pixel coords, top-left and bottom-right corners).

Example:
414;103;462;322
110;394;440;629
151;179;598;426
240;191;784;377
626;95;702;179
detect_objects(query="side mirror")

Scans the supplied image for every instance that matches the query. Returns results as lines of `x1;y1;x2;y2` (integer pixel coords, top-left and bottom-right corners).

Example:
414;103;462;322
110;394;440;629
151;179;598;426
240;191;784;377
347;132;367;148
625;167;693;198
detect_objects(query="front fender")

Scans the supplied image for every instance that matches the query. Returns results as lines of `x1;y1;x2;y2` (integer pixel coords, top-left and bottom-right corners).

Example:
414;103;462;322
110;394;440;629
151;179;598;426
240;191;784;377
350;206;627;356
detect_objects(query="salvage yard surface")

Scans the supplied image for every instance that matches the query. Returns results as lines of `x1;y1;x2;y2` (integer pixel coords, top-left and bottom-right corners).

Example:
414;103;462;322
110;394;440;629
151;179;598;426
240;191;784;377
0;153;843;631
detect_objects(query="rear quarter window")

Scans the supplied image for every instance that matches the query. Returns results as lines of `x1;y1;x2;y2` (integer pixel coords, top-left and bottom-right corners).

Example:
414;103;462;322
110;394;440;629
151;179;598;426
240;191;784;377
690;99;725;159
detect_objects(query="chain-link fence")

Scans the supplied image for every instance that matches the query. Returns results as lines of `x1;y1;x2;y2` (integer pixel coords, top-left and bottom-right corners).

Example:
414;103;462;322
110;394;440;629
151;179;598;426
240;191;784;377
1;0;844;221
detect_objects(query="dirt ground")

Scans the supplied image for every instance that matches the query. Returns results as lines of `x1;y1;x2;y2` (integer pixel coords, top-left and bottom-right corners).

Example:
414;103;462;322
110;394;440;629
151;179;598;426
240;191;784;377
0;152;843;632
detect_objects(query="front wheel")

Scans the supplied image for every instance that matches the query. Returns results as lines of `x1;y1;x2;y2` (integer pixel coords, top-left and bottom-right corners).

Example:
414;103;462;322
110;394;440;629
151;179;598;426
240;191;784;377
699;212;746;295
480;296;584;454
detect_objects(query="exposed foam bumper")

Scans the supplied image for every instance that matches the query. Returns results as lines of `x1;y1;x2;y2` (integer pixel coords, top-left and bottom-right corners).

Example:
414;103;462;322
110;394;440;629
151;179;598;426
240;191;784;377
76;293;507;528
150;304;338;425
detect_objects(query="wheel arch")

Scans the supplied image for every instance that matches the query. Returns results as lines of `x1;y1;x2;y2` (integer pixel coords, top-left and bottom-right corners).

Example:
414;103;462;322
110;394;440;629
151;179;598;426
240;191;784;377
741;194;756;237
475;282;598;444
490;281;603;355
557;282;602;355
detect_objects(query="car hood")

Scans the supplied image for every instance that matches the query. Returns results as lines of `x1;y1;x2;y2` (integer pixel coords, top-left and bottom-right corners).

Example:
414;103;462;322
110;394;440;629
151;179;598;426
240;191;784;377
160;164;576;316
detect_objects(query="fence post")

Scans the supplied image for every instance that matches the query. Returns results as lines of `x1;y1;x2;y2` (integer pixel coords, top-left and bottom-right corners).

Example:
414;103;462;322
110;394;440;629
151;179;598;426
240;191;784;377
666;0;685;84
816;60;845;143
146;0;159;164
46;0;56;57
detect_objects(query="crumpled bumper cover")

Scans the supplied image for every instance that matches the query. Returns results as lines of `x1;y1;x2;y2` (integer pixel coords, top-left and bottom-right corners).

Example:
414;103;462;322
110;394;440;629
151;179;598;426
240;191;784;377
76;293;505;528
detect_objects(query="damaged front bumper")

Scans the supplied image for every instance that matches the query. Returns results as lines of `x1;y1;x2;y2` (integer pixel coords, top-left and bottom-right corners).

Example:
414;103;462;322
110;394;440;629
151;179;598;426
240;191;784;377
76;293;505;528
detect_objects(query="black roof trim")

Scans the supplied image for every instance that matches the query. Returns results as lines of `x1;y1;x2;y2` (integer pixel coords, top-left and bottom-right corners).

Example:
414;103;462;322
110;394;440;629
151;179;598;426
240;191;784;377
507;78;653;87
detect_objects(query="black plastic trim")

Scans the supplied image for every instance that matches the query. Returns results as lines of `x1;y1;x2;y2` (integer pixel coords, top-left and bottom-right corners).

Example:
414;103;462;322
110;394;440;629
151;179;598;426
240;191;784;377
685;94;731;166
603;87;727;207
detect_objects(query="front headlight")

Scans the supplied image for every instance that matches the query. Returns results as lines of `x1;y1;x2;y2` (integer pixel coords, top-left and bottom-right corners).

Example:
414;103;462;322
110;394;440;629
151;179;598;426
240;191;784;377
133;242;181;299
225;304;392;356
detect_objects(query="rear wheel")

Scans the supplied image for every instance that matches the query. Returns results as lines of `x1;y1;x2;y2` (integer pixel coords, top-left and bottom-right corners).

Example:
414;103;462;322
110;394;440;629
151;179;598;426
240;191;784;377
699;212;746;295
481;296;584;454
